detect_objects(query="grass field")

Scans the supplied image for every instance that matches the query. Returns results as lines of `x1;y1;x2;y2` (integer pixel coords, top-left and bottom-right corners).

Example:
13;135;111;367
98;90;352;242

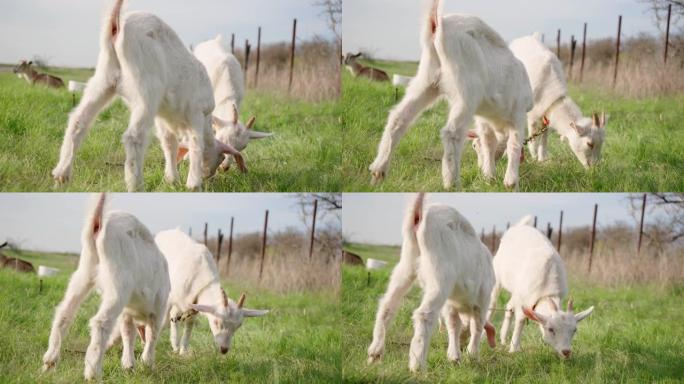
342;60;684;192
0;66;341;192
0;250;340;383
341;243;684;383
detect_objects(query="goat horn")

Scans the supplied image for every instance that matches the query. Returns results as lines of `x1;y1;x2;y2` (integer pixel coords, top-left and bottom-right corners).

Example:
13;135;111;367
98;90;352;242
246;116;256;129
567;297;574;312
232;104;239;125
237;292;246;308
221;288;229;307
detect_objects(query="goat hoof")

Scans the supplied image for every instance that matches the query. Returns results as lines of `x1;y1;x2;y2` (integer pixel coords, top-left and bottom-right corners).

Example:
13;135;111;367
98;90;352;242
42;361;56;372
370;171;385;185
367;354;381;364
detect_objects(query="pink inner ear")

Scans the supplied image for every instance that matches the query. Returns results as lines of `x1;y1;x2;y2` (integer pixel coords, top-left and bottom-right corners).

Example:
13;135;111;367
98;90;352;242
523;307;541;322
484;322;496;348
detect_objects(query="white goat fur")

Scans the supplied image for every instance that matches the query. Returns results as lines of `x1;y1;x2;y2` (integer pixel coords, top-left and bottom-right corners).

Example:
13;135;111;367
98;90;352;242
367;193;496;372
369;0;532;189
487;215;594;358
52;0;244;191
42;194;170;380
472;33;607;168
154;229;268;355
193;35;272;170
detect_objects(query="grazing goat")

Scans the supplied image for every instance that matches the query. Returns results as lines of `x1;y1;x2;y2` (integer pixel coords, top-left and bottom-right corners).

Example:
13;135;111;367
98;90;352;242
194;35;272;171
52;0;245;191
471;34;607;168
154;229;268;355
13;60;65;88
487;215;594;358
0;246;36;273
343;53;390;82
42;194;170;380
369;0;532;189
367;193;496;372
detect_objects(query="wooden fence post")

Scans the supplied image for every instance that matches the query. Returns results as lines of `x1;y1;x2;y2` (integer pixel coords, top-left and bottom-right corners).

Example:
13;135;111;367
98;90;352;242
308;199;318;261
569;35;577;80
547;223;553;239
231;33;235;54
588;204;598;273
188;227;192;237
203;222;208;247
637;194;647;255
216;229;224;264
557;210;564;251
580;22;587;82
258;210;269;281
490;226;496;252
534;216;538;228
481;228;485;243
664;4;672;64
244;40;251;78
613;15;622;88
255;26;262;87
227;217;234;275
288;18;297;93
556;29;561;59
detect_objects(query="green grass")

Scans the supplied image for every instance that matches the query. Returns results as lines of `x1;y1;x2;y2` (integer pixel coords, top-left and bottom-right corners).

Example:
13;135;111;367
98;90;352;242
342;60;684;192
0;68;341;192
341;243;684;383
0;251;340;383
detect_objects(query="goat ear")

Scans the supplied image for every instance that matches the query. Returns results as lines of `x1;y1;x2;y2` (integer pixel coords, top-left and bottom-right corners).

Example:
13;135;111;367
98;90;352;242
242;309;269;317
28;61;33;66
523;307;547;324
248;130;273;140
467;130;479;140
570;122;584;136
237;292;246;308
212;115;231;128
190;304;216;315
484;322;496;348
574;306;594;322
353;52;362;58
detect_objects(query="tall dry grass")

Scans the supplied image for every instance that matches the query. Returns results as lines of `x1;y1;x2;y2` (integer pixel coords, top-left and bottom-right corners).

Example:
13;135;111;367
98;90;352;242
556;34;684;98
205;227;341;293
233;37;340;102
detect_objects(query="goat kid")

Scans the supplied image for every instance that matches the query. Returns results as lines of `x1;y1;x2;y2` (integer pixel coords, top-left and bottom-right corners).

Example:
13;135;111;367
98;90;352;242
487;215;594;358
42;194;170;380
155;229;268;355
193;35;272;171
52;0;245;191
367;193;496;372
369;0;532;189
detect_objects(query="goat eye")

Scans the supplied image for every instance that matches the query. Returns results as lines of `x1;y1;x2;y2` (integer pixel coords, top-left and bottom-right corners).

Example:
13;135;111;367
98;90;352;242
548;328;554;334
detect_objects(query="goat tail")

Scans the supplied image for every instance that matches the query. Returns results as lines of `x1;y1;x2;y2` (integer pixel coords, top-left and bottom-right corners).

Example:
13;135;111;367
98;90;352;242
515;214;536;227
109;0;124;42
422;0;442;46
403;193;426;236
79;193;107;268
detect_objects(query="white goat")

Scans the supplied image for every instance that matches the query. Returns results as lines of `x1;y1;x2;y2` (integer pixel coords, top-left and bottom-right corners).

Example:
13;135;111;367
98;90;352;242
369;0;532;189
471;33;607;168
367;193;496;372
42;194;170;380
487;215;594;358
193;35;272;171
52;0;245;191
154;229;268;355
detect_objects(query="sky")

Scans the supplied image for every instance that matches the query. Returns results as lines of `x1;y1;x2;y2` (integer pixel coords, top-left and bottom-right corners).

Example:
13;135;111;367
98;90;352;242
343;193;663;246
0;0;333;68
344;0;664;61
0;193;340;253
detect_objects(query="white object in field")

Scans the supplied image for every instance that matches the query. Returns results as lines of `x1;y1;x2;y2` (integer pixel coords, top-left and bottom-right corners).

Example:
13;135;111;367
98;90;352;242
366;258;388;270
392;75;413;87
68;81;87;93
38;265;59;277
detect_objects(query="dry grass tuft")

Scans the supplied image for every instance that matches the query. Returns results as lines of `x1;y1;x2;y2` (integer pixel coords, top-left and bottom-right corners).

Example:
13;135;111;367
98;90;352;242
205;227;341;293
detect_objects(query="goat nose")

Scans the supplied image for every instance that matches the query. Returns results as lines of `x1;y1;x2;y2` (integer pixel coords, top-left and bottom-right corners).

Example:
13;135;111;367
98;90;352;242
562;349;571;358
220;347;229;354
